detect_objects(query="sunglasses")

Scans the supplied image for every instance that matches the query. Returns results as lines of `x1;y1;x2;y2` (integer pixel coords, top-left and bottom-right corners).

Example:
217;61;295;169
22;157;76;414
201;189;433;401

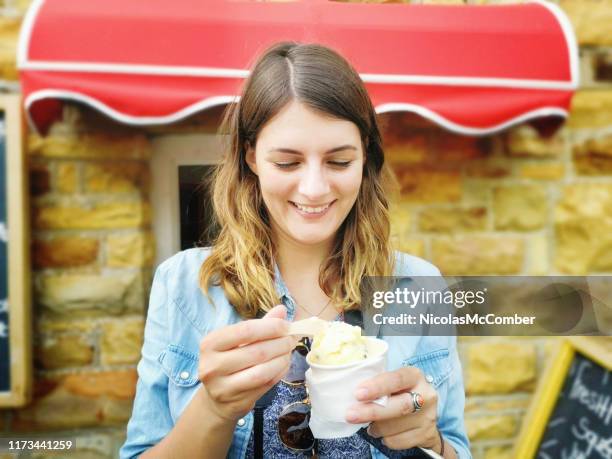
277;337;317;453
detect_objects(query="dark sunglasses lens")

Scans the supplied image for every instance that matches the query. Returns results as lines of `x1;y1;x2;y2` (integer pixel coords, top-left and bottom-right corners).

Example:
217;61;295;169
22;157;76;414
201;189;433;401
295;344;309;357
278;403;315;451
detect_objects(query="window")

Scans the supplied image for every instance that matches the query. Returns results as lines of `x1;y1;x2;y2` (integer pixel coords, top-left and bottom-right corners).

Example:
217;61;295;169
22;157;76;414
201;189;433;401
151;134;224;267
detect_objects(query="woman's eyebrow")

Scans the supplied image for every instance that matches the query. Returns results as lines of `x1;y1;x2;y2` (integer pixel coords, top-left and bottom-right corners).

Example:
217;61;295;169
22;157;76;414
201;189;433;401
268;145;358;155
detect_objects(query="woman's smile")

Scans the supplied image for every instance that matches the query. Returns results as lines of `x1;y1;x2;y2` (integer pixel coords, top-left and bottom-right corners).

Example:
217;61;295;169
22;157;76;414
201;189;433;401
289;200;336;218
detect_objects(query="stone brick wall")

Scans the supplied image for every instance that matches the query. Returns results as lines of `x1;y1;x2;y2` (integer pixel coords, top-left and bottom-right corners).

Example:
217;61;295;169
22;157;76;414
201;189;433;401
5;107;155;456
0;1;611;458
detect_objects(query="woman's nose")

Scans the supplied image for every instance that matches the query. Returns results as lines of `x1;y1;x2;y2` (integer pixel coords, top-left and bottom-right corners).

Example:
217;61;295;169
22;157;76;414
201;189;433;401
297;165;330;200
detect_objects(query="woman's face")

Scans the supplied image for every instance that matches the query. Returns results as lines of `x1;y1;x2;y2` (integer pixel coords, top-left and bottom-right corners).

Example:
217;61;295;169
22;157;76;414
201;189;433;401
246;100;364;248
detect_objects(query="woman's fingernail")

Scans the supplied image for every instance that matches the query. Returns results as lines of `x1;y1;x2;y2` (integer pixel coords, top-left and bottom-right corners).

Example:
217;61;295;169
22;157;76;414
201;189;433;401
355;388;369;400
346;409;359;422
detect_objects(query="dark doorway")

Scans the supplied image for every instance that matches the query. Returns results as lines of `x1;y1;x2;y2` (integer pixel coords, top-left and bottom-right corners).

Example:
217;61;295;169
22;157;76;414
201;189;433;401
178;165;219;250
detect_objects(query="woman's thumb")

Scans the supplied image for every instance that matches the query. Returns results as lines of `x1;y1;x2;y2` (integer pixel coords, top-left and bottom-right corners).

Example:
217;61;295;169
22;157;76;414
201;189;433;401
262;304;287;320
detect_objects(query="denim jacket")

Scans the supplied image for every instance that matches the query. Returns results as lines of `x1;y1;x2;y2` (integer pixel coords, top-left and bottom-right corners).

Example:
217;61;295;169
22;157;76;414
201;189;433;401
120;248;471;459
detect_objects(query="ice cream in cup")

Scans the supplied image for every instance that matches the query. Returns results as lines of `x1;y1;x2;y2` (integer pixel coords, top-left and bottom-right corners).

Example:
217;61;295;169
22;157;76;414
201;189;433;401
305;321;389;439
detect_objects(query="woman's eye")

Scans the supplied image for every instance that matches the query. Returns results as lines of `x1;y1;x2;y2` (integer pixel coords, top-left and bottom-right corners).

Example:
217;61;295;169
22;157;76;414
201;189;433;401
274;162;299;169
329;161;352;168
274;161;352;169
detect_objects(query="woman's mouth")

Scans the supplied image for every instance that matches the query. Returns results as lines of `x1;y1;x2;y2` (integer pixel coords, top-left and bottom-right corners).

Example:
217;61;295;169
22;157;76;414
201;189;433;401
289;200;335;217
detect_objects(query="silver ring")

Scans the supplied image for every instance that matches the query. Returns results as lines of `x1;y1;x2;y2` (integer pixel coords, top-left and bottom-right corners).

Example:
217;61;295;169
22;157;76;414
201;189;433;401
410;391;424;412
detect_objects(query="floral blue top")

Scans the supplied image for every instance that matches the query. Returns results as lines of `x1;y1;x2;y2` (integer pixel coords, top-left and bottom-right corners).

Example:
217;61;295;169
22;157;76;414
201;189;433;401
244;379;372;458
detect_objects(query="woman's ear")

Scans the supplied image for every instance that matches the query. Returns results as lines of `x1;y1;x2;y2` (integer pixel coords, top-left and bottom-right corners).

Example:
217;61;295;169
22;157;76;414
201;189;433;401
245;144;258;176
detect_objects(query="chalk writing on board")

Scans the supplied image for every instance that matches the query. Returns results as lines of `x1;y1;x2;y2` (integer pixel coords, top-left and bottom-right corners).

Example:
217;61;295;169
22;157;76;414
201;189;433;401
538;355;612;459
0;222;6;242
569;360;612;425
0;320;6;338
571;417;612;459
0;299;6;313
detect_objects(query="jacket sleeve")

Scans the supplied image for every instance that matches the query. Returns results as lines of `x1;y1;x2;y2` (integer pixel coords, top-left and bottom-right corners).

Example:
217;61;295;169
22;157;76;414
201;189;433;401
119;260;174;459
438;336;472;459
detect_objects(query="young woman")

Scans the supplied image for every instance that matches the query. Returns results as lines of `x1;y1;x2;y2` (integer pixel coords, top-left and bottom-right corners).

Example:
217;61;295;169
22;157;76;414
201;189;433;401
120;42;471;459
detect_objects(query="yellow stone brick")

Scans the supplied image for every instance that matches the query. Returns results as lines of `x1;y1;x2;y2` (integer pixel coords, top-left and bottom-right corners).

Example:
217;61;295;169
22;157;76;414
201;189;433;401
573;136;612;175
493;185;548;231
527;234;549;275
484;446;514;459
38;271;144;316
462;181;491;206
11;370;137;431
17;0;34;13
390;205;412;237
464;160;511;179
419;207;487;233
385;136;428;166
484;397;531;411
519;163;565;180
555;184;612;274
100;318;145;365
33;201;151;230
107;232;155;267
466;415;517;440
31;439;114;459
465;394;531;413
0;18;21;81
56;162;77;193
431;237;524;275
36;319;97;334
567;90;612;129
431;132;488;163
559;0;612;46
467;342;536;394
505;124;563;157
574;154;612;175
35;335;94;370
28;133;152;160
574;135;612;157
33;237;99;268
84;161;150;193
394;166;462;203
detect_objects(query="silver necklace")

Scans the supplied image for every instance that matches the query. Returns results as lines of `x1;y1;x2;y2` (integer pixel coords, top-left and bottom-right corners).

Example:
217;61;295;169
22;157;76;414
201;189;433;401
297;297;333;317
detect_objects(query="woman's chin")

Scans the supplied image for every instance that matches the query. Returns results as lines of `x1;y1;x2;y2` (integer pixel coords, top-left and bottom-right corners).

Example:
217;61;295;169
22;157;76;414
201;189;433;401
288;231;336;247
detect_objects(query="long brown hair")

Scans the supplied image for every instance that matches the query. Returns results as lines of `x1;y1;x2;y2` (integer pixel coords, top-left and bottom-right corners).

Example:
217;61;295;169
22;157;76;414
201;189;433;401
199;42;398;318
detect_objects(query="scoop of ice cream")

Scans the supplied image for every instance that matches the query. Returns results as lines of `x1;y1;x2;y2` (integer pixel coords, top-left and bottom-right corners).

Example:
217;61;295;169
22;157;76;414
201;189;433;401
309;322;368;365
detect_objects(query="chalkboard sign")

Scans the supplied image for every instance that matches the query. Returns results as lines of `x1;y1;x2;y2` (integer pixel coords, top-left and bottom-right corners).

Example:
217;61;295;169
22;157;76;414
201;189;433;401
515;337;612;458
0;109;8;392
0;95;31;407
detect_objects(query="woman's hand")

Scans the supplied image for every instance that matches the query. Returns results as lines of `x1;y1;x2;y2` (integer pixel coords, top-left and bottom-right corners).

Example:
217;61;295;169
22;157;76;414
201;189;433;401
198;304;297;423
345;366;445;455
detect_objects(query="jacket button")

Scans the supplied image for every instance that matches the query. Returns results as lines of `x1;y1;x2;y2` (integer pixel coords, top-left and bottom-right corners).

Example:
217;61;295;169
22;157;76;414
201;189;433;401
425;374;434;384
237;418;246;427
179;371;190;380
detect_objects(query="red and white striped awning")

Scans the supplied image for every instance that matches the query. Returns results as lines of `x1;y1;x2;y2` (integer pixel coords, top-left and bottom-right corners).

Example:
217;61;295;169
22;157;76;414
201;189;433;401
18;0;578;136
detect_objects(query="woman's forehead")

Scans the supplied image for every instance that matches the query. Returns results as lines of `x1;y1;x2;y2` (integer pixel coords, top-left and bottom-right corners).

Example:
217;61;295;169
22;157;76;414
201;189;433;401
256;101;362;152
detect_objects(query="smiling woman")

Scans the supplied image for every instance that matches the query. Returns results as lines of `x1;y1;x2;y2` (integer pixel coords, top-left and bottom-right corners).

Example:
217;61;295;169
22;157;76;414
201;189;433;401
120;42;471;459
203;42;397;321
245;100;364;250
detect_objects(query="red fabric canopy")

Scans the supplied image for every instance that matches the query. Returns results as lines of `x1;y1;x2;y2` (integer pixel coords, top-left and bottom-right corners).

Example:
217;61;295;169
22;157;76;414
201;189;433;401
18;0;578;136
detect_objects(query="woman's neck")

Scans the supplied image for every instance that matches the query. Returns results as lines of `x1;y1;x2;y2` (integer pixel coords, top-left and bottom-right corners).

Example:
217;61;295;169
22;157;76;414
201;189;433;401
274;232;333;277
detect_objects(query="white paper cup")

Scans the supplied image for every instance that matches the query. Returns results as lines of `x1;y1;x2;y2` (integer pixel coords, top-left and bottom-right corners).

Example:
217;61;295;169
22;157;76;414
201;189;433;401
305;337;388;439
